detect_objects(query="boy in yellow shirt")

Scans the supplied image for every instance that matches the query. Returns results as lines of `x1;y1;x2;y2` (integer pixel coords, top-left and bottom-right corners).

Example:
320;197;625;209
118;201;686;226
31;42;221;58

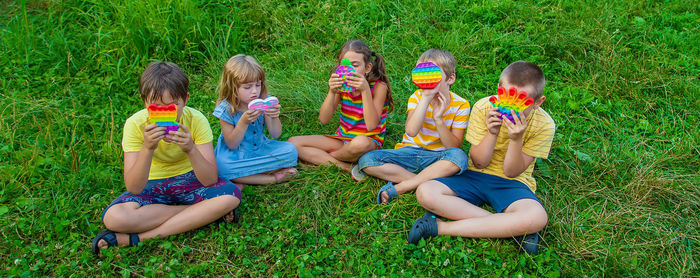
354;49;470;204
91;62;241;255
408;61;555;255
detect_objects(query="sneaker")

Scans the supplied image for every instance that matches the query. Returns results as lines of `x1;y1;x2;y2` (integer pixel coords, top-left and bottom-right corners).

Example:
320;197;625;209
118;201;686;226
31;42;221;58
351;164;367;181
513;233;539;255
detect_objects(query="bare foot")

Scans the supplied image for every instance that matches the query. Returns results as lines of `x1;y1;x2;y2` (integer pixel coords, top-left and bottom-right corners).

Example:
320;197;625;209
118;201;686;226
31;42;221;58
97;232;130;250
222;210;236;223
381;191;389;204
273;168;298;183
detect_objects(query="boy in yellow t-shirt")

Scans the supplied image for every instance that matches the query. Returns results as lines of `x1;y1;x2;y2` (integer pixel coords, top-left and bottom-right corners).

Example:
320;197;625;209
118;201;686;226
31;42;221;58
91;62;241;255
356;49;471;204
409;61;555;255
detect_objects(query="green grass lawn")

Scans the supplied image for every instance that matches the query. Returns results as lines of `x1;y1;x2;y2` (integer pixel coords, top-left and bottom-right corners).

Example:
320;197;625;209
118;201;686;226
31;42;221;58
1;0;698;276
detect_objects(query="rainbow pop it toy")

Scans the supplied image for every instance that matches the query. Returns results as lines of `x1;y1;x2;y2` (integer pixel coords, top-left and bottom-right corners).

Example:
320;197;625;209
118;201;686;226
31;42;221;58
411;62;442;89
335;58;356;93
488;87;535;123
248;96;279;111
148;104;179;134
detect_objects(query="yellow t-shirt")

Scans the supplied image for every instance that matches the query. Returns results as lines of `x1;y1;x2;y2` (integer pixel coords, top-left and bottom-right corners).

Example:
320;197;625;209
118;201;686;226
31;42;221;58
466;97;555;191
122;106;214;180
394;90;471;151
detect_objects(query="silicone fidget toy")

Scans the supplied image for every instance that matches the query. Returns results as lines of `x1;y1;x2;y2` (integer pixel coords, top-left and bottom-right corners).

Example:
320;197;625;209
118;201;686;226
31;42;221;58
147;103;179;134
488;86;534;123
411;62;442;89
248;96;279;111
335;58;356;93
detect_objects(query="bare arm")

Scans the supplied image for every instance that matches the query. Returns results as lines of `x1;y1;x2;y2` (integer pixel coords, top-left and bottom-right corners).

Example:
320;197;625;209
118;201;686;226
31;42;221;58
264;105;282;139
405;92;434;137
319;74;344;124
431;93;464;149
221;110;263;150
166;124;218;186
123;124;165;194
469;108;503;169
501;110;534;178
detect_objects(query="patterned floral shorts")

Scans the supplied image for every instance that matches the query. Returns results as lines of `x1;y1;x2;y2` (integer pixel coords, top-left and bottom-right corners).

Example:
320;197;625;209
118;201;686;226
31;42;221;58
101;171;241;219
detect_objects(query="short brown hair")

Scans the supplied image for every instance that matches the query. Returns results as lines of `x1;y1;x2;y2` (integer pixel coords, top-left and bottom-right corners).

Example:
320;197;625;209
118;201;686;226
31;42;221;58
418;49;456;79
139;61;189;103
499;61;545;99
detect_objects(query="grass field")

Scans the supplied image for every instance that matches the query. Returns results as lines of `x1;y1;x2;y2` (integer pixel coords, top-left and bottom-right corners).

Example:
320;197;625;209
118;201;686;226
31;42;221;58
1;0;698;276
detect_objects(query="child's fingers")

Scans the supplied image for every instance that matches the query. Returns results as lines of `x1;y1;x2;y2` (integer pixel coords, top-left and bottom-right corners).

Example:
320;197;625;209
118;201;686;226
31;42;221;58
144;124;160;132
501;115;514;129
509;110;520;125
177;123;190;134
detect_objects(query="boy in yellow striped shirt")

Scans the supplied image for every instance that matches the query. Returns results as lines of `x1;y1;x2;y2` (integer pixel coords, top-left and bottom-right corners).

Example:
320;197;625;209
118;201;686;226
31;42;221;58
354;49;471;204
408;61;555;255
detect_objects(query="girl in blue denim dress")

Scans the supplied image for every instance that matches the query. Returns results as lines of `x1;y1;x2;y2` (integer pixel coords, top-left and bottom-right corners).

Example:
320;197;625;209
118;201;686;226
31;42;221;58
213;54;298;185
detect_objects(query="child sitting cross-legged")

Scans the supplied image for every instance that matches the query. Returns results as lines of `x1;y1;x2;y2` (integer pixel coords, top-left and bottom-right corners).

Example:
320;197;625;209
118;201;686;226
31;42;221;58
355;49;471;204
91;62;242;255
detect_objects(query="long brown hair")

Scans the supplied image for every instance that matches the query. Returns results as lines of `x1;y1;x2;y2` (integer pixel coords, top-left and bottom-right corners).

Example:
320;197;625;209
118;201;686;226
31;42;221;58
337;40;394;112
216;54;268;113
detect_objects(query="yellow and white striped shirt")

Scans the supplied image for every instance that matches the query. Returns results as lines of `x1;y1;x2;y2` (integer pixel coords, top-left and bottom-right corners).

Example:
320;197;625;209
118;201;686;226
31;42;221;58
395;90;471;151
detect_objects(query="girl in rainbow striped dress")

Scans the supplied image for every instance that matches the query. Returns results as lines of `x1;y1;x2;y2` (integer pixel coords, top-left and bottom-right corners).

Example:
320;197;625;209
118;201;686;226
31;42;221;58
289;40;393;175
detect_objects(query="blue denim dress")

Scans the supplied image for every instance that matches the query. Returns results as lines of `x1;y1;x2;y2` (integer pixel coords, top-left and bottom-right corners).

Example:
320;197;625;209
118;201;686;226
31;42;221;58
213;101;298;180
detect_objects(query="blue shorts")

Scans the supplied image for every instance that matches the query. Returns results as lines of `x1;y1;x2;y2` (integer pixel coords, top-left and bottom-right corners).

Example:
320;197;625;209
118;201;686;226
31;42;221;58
358;147;468;175
434;170;540;213
101;171;242;220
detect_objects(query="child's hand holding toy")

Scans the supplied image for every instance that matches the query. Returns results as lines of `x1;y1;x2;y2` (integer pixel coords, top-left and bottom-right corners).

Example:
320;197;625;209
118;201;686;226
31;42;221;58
344;72;370;94
143;124;166;150
165;124;195;153
240;109;263;125
488;87;534;123
335;58;356;93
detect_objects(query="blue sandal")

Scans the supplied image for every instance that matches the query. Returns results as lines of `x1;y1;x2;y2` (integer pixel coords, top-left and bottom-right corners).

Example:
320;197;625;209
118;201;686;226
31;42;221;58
376;182;398;204
408;211;438;244
91;230;139;256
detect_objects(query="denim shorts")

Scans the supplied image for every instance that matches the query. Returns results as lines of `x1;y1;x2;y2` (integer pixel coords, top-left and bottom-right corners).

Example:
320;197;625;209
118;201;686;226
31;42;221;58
358;146;468;175
101;171;242;220
434;170;541;213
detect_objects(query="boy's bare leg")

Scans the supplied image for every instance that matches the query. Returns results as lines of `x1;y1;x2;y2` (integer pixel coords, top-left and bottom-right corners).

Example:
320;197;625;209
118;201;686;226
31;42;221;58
386;160;460;203
98;195;239;248
288;135;351;170
103;202;189;233
417;180;548;238
233;168;298;185
362;163;416;183
327;135;376;164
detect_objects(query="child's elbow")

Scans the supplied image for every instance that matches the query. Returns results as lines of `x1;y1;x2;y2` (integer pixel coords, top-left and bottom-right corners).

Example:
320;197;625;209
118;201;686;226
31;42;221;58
319;116;330;125
405;128;418;137
366;122;378;131
503;168;521;178
472;160;488;169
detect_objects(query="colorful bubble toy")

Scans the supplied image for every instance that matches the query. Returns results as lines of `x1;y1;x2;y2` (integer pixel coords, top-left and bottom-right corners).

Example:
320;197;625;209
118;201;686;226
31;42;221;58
148;104;179;134
248;96;279;111
411;62;442;89
335;58;356;93
488;87;535;123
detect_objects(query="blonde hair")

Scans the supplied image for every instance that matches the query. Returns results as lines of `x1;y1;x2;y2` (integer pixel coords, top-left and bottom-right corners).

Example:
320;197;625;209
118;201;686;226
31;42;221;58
217;54;268;113
417;49;457;79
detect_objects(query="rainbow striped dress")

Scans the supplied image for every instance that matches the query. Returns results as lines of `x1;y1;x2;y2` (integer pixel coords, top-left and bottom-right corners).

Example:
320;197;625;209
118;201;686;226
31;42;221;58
325;81;389;147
